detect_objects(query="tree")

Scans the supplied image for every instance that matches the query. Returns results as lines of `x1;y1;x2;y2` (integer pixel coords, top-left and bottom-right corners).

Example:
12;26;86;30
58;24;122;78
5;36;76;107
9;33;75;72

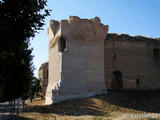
0;0;50;102
30;77;42;102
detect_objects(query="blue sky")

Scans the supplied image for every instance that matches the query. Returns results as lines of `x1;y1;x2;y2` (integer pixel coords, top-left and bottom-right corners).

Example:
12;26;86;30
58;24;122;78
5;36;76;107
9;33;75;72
31;0;160;76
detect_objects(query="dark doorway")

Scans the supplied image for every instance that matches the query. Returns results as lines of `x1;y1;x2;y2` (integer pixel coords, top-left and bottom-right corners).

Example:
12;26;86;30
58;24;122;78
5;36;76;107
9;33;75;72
58;36;66;52
153;48;160;57
111;70;123;91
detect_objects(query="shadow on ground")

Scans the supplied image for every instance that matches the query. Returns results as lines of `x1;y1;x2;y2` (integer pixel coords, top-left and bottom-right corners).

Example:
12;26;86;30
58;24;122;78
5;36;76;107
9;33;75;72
25;98;106;116
100;89;160;113
0;115;33;120
24;89;160;116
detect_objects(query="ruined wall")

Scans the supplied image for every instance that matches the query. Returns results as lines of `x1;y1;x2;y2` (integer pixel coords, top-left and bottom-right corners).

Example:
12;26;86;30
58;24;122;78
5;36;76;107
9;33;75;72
105;33;160;89
46;16;108;104
38;62;48;98
46;19;62;104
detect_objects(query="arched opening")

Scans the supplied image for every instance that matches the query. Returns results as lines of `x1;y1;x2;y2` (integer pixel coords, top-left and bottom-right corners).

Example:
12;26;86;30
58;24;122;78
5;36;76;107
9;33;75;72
58;36;67;52
136;77;141;88
153;48;160;57
111;70;123;91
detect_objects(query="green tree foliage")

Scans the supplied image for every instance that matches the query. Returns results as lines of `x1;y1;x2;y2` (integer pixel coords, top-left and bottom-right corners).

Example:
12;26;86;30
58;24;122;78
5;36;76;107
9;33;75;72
30;77;42;102
0;0;50;102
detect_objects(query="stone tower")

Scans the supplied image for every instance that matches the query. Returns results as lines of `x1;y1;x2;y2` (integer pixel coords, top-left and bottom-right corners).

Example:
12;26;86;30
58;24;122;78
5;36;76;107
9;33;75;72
38;62;48;98
46;16;108;104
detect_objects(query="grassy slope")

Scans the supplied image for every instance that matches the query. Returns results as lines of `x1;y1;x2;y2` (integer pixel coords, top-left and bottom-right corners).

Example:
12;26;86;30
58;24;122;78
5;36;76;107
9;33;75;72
20;90;160;120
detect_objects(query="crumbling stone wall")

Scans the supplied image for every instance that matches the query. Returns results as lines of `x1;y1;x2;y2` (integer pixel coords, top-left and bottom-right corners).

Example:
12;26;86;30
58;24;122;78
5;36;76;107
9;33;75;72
42;16;160;104
38;62;48;98
46;16;108;104
105;33;160;90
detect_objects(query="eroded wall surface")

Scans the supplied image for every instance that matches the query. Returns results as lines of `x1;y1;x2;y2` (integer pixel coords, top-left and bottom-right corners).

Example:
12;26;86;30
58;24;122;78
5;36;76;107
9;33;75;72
45;19;62;104
38;62;48;98
46;16;108;104
105;34;160;89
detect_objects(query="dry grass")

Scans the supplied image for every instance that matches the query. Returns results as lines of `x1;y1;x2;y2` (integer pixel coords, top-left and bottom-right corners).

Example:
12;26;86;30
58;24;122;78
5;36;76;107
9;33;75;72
20;90;160;120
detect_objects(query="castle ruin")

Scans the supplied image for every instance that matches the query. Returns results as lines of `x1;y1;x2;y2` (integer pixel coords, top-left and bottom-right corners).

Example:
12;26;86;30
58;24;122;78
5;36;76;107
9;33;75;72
38;16;160;104
45;16;108;104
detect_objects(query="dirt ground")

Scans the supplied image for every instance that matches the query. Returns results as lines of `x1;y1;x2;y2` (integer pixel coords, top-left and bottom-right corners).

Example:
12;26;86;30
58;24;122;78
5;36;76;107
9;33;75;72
20;90;160;120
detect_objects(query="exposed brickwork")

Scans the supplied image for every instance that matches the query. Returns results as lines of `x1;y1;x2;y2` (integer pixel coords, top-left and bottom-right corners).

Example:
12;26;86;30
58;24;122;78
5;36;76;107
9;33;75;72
105;33;160;90
38;62;48;98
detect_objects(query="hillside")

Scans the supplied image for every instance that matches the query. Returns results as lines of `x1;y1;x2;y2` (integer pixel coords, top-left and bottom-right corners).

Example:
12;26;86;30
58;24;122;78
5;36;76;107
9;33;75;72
21;90;160;120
